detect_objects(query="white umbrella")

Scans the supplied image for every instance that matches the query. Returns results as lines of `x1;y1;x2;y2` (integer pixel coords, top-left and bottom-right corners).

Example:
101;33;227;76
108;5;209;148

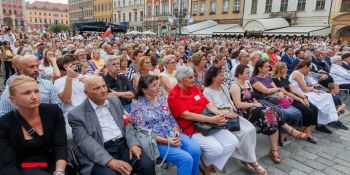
126;30;141;35
142;30;156;35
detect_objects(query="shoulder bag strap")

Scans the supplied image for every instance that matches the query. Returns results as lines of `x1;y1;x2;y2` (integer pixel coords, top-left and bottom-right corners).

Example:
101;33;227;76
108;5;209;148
13;110;40;139
220;85;237;113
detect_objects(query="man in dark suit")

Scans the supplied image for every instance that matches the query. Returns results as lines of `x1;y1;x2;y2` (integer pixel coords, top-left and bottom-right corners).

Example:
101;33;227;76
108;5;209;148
341;53;350;70
68;75;155;175
281;46;296;75
312;49;330;73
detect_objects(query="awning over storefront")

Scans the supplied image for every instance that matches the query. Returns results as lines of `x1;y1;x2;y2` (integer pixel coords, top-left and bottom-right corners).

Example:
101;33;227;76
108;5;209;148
190;24;238;36
213;26;245;35
244;18;289;32
182;20;217;34
264;26;331;36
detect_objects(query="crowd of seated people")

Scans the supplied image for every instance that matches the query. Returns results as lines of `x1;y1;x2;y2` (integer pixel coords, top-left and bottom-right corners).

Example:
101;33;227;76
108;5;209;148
0;28;350;175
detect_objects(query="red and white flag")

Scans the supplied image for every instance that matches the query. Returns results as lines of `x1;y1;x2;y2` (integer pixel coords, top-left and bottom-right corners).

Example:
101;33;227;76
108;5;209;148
102;27;112;38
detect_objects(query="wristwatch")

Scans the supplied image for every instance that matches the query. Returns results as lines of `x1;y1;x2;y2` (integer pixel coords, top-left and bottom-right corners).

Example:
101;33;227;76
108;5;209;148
53;170;65;175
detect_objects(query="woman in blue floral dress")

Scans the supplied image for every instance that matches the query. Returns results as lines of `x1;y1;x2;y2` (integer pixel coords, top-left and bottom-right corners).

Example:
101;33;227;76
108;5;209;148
130;75;201;175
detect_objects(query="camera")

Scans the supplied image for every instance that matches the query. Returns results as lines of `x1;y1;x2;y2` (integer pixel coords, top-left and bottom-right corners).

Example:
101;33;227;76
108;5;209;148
74;64;82;73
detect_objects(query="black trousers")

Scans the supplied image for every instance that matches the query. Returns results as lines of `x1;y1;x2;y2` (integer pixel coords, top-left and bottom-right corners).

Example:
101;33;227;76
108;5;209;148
91;138;156;175
3;61;15;85
292;102;318;126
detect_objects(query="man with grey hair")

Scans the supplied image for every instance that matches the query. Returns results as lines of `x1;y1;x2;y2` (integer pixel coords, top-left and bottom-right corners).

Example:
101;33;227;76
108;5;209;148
231;50;250;77
103;57;135;112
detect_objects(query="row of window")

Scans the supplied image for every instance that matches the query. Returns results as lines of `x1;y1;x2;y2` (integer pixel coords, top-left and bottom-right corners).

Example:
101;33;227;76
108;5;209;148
29;18;68;25
70;18;94;24
2;9;22;15
94;3;113;13
29;11;67;18
251;0;328;14
69;1;93;10
114;11;144;23
113;0;144;8
146;2;187;17
70;10;93;18
192;0;241;15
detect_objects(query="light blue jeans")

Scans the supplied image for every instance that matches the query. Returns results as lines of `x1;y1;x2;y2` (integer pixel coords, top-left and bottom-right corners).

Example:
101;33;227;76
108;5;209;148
157;133;201;175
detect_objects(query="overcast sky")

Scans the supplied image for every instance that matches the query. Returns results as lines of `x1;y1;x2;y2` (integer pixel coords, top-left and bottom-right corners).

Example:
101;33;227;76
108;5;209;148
27;0;68;4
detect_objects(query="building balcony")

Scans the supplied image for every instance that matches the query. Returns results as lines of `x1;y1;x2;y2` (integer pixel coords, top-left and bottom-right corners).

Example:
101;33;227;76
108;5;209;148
269;11;296;19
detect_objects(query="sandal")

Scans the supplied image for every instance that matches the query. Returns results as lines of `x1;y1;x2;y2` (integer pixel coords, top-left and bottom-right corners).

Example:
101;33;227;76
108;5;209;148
251;162;268;175
241;161;255;171
289;128;308;140
270;149;281;164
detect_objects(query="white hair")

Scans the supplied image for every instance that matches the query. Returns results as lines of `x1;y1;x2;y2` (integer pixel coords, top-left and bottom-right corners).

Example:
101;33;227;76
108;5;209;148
175;66;194;82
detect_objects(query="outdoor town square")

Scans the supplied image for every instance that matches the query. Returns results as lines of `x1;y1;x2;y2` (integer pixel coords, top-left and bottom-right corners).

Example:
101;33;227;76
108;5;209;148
0;0;350;175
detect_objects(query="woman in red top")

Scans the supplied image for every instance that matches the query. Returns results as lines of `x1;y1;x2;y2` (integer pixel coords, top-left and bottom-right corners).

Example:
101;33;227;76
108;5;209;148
168;66;239;175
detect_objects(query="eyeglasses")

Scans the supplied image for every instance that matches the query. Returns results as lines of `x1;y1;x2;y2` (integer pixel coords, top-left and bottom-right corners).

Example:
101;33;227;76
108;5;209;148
145;61;152;65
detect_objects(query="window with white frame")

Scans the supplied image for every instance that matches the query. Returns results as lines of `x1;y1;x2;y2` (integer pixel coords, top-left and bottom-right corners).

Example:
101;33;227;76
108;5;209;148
233;0;240;12
316;0;326;10
162;3;167;15
210;2;216;13
147;5;152;17
200;2;205;14
156;5;159;16
297;0;306;11
280;0;288;12
251;0;257;14
193;3;198;15
223;0;228;13
265;0;272;13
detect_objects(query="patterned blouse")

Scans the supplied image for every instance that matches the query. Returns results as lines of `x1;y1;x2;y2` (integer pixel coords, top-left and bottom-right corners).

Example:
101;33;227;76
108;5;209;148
130;96;179;137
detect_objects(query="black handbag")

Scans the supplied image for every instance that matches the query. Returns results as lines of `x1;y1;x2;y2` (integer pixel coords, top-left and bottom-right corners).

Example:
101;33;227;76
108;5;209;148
220;85;240;132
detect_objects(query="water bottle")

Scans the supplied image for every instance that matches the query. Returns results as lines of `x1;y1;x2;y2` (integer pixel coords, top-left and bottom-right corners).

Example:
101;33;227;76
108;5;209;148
168;128;181;147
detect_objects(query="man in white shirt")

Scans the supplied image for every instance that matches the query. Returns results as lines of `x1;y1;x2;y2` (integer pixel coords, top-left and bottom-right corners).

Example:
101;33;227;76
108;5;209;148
68;75;155;175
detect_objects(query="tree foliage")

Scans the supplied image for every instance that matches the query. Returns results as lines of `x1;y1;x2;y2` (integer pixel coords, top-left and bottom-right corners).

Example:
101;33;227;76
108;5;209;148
49;24;69;33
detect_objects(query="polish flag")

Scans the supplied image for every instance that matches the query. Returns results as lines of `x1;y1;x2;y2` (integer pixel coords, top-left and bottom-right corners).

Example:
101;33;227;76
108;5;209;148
102;27;112;38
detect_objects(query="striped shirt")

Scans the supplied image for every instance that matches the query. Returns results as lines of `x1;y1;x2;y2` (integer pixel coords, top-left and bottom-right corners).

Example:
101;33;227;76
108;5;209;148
0;78;61;116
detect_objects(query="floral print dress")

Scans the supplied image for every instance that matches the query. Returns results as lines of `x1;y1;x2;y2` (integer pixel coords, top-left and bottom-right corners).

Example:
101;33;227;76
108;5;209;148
235;82;282;135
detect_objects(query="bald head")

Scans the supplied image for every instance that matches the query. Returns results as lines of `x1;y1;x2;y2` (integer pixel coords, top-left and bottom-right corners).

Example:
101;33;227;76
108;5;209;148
84;75;108;105
12;55;23;70
17;54;40;79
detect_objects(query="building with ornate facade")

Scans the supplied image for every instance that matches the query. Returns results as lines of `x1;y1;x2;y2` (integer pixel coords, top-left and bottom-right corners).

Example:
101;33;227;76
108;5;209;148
144;0;191;34
94;0;113;22
192;0;243;24
330;0;350;41
26;1;69;30
1;0;25;31
113;0;144;31
69;0;94;26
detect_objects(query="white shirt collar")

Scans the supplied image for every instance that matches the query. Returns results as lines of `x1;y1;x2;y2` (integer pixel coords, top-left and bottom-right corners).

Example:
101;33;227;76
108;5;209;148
88;99;109;111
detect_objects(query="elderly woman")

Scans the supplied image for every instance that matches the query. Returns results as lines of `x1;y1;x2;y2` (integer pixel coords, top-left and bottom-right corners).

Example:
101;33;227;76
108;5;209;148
168;66;239;175
329;55;350;90
231;64;307;164
250;60;303;128
160;55;178;96
203;66;267;175
0;75;67;175
191;52;208;91
130;75;201;175
38;48;61;81
289;60;340;133
272;62;319;144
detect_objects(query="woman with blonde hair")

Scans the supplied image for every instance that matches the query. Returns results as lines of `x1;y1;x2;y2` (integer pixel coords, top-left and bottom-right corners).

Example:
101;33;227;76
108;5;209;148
272;62;319;144
160;55;178;96
0;75;67;175
133;56;153;89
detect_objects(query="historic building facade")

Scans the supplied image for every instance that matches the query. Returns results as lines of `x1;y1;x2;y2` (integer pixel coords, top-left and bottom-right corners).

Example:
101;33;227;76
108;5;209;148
192;0;244;24
113;0;144;31
69;0;94;26
94;0;113;22
26;1;69;30
144;0;192;34
243;0;332;26
1;0;25;30
330;0;350;41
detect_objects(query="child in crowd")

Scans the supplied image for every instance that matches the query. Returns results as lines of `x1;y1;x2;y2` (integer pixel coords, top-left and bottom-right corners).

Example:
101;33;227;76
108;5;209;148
328;83;346;114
